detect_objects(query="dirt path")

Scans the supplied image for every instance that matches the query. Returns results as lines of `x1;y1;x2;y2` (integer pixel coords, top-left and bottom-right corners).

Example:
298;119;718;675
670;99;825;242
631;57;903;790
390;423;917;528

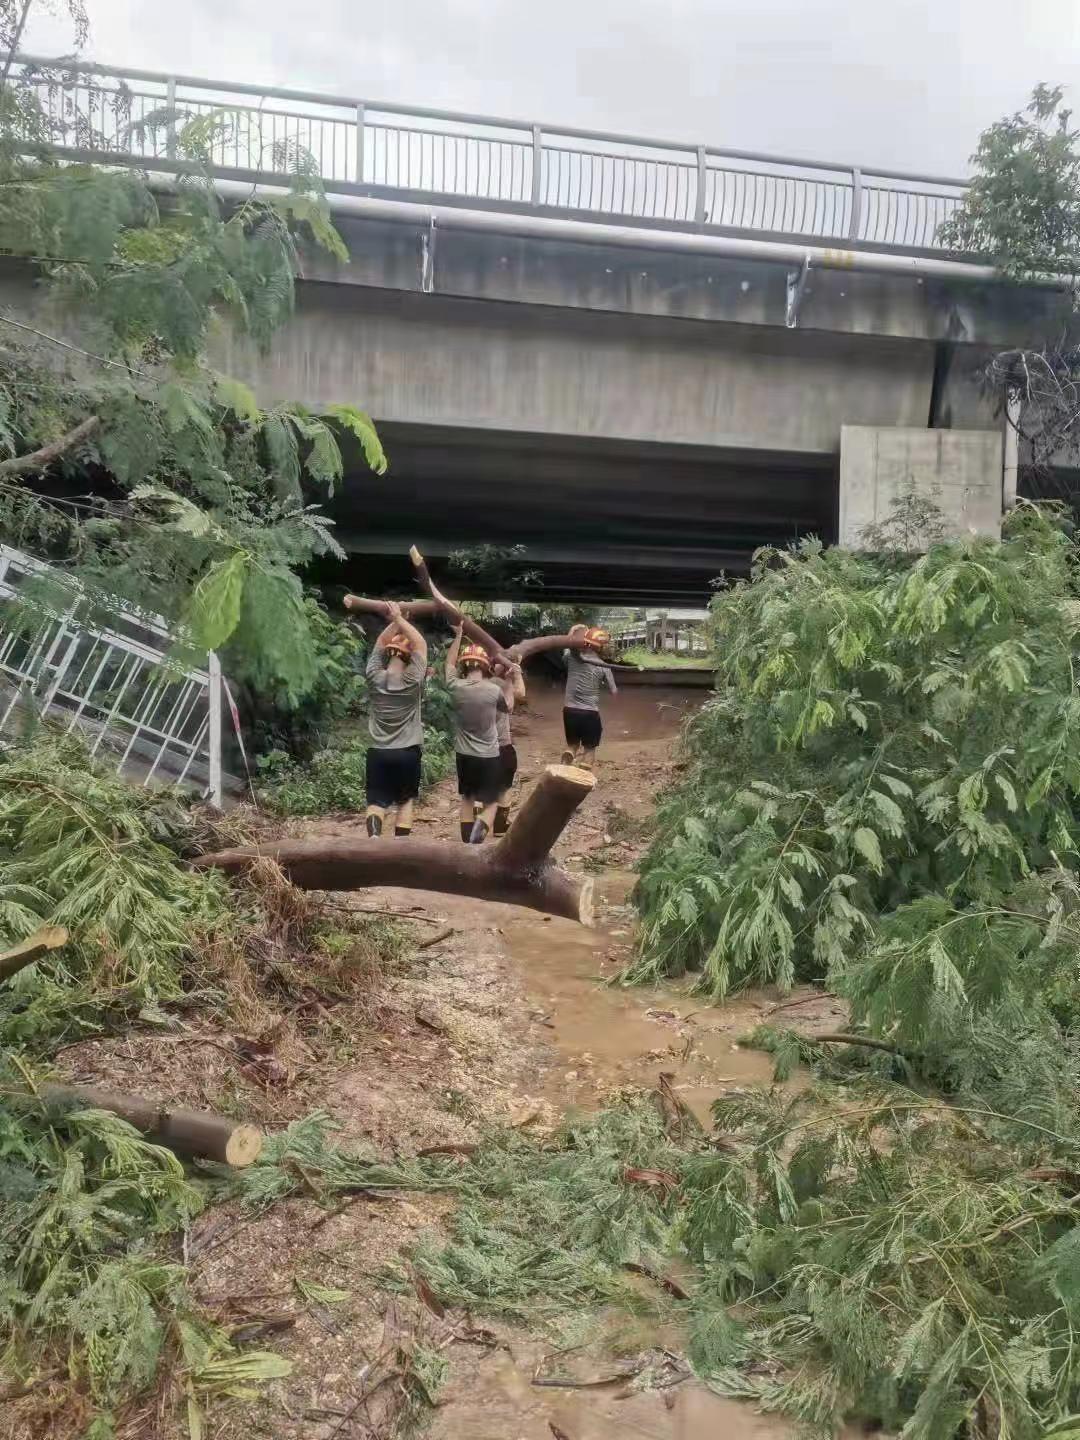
59;679;849;1440
283;679;823;1440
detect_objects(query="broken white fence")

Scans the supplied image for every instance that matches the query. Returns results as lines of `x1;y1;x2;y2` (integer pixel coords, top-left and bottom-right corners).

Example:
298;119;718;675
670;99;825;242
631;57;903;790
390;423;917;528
0;545;224;806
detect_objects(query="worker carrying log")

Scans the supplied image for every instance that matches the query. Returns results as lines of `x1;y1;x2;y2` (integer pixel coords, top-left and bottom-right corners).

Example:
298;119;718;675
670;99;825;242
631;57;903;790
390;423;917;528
561;625;617;768
360;600;428;838
492;655;527;835
446;621;509;844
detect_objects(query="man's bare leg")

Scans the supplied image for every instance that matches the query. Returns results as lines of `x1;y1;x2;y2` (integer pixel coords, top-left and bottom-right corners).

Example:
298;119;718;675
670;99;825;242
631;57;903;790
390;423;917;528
493;787;513;835
394;799;415;837
470;800;498;844
459;796;475;843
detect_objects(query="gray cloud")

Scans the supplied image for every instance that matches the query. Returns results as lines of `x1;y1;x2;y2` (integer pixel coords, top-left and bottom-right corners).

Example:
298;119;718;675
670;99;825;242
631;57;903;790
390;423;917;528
22;0;1080;175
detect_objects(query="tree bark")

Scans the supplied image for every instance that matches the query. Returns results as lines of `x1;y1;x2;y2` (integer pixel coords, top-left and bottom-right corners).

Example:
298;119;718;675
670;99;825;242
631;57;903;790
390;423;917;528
0;416;100;477
197;764;597;924
42;1083;263;1167
0;924;68;982
409;546;508;659
508;634;639;669
343;597;441;622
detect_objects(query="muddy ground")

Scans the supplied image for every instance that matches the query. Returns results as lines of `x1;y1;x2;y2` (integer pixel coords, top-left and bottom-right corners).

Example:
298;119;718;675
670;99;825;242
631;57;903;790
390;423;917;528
50;678;849;1440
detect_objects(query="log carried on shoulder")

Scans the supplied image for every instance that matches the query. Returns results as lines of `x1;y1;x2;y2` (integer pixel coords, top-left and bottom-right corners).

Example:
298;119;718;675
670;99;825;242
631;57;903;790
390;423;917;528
197;764;596;925
0;924;68;983
41;1083;263;1167
408;546;508;659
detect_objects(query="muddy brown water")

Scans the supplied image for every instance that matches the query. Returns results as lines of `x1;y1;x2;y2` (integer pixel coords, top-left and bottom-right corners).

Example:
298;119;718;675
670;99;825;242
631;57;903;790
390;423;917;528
422;684;827;1439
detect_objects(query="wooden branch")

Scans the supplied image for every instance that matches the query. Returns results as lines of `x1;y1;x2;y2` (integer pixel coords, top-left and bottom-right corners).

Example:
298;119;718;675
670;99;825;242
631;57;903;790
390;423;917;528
409;545;507;659
0;415;100;477
814;1032;901;1055
343;596;440;621
42;1083;263;1167
0;924;68;982
197;764;597;924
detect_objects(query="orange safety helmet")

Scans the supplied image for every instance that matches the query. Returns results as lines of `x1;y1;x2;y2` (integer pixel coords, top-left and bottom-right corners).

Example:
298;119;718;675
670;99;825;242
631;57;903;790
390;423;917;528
458;642;493;674
382;632;413;662
583;626;612;651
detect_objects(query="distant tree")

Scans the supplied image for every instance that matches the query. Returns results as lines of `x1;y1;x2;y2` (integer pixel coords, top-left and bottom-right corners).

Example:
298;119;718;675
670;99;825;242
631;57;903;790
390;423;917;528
939;84;1080;285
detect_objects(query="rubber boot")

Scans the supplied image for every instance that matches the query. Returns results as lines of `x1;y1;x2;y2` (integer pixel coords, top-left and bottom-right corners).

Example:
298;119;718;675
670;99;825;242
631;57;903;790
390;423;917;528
460;821;473;843
560;749;574;765
469;817;490;845
493;805;511;836
366;814;383;838
394;826;412;837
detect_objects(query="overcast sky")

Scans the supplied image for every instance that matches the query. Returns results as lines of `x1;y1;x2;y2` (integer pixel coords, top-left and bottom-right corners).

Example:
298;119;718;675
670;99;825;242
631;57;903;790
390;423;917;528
21;0;1080;176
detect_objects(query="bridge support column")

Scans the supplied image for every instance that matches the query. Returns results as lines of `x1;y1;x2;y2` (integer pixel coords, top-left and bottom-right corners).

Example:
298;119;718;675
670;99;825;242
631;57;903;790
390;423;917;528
838;425;1004;549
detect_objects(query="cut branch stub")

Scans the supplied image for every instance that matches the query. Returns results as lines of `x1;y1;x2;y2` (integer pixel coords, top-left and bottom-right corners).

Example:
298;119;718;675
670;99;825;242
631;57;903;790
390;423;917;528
41;1083;263;1167
0;924;68;983
197;764;596;924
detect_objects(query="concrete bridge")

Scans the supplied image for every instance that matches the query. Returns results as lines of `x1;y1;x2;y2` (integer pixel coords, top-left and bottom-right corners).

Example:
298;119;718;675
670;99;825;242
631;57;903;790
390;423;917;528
10;56;1073;602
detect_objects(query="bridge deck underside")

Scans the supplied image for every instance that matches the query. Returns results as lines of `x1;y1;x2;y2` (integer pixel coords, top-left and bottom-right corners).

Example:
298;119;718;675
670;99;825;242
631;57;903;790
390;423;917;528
326;423;836;605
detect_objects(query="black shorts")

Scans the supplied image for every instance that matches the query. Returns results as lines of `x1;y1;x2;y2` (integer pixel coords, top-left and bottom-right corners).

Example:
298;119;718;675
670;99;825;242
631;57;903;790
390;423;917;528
456;752;504;804
498;743;518;791
563;707;602;750
365;745;422;808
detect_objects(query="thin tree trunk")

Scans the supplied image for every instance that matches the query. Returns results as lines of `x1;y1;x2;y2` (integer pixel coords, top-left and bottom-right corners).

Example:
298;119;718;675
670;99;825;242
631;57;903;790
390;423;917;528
343;597;441;621
1;0;33;87
198;764;596;924
41;1084;263;1166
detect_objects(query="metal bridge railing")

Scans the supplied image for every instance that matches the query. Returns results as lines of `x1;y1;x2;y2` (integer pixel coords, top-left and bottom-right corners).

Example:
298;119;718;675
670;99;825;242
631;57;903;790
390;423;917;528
12;54;969;257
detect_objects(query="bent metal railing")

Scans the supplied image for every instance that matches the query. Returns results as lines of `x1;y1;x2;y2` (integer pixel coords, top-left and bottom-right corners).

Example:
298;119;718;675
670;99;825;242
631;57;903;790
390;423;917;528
0;545;224;807
12;54;969;257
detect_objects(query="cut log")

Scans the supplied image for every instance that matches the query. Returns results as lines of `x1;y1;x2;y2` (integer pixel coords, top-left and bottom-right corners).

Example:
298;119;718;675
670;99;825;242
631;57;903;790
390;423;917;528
508;633;638;669
409;546;508;659
0;924;68;982
42;1083;263;1167
197;764;596;924
343;596;441;621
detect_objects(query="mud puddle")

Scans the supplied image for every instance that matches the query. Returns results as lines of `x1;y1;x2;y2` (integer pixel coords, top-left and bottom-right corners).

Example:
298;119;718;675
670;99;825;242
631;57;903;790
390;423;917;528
503;869;780;1122
432;1338;796;1439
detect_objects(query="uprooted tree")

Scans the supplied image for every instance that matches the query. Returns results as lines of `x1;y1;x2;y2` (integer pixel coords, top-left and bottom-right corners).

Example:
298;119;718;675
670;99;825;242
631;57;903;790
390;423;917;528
199;764;597;923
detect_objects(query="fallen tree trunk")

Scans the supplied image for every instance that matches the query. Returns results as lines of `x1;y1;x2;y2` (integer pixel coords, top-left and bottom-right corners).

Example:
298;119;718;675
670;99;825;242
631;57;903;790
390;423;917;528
197;764;596;924
0;924;68;982
41;1084;263;1167
408;546;508;659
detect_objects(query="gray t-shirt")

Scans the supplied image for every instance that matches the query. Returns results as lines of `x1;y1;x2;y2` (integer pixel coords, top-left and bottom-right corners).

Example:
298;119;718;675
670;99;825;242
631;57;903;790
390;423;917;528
449;676;507;758
366;650;426;749
564;650;615;712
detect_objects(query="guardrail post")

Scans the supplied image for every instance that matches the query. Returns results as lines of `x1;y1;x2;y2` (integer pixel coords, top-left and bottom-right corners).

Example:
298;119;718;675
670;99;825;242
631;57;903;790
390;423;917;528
694;146;707;223
207;651;223;810
165;75;177;160
847;166;863;244
355;103;365;184
530;124;543;205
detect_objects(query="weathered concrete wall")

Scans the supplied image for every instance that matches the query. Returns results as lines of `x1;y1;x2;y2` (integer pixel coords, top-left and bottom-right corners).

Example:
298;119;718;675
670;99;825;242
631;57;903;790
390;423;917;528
838;426;1003;546
215;283;953;455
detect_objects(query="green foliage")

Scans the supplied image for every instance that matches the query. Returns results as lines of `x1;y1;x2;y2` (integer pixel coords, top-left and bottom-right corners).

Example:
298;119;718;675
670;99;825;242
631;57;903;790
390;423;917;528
939;84;1080;283
0;78;388;703
686;1084;1080;1438
0;734;233;1047
633;503;1080;999
0;1065;287;1432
